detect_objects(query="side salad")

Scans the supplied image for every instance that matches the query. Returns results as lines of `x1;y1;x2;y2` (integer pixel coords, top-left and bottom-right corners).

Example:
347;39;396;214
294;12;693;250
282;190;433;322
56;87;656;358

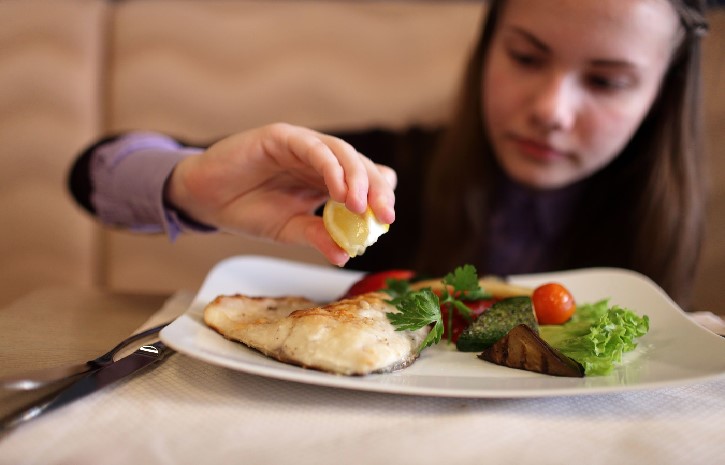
538;300;650;375
343;265;649;377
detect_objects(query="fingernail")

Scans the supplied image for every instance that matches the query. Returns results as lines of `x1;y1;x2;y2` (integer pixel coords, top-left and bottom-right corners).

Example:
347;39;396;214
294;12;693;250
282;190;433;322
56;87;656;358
384;205;395;224
374;195;395;224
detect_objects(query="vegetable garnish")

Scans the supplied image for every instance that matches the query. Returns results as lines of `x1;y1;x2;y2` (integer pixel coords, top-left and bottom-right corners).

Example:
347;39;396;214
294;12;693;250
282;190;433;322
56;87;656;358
386;288;444;352
343;270;416;298
456;296;538;352
380;277;412;301
385;265;492;350
532;283;576;325
539;300;649;376
382;266;649;376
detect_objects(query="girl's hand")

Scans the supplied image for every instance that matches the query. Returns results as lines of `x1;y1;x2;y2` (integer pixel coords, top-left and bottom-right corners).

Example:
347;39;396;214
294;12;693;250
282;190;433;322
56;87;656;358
164;123;397;266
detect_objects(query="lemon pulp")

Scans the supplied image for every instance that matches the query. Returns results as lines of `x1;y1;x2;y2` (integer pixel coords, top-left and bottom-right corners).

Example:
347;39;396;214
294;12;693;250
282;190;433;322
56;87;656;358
323;200;389;257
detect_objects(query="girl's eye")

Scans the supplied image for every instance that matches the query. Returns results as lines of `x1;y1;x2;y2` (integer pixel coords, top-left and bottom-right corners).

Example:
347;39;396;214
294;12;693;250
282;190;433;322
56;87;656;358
508;49;544;68
586;74;635;92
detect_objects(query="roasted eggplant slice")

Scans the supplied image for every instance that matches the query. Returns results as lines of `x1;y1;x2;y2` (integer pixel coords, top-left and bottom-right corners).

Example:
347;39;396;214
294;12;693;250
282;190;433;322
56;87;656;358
478;324;584;377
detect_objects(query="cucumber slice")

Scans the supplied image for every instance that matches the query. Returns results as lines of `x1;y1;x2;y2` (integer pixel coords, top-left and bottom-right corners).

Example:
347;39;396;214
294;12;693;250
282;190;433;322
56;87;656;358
456;296;538;352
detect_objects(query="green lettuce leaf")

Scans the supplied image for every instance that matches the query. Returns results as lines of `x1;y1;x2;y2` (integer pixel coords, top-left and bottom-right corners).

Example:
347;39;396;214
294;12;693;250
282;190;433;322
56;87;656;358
539;300;649;376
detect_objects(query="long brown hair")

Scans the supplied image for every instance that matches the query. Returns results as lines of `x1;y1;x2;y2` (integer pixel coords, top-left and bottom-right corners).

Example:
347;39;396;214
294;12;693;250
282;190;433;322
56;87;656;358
417;0;708;307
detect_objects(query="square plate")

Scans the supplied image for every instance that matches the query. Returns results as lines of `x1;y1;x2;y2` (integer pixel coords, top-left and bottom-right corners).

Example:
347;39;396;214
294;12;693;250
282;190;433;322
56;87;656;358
161;255;725;397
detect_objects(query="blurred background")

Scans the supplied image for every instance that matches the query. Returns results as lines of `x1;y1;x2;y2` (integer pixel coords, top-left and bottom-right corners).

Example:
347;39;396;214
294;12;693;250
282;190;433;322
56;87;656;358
0;0;722;312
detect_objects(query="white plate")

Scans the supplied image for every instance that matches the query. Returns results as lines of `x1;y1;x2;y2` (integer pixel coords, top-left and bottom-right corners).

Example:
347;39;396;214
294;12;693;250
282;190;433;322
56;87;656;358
161;255;725;398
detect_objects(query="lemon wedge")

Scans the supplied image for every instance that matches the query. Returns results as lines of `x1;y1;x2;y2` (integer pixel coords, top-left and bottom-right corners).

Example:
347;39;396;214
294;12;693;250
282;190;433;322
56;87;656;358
322;200;389;258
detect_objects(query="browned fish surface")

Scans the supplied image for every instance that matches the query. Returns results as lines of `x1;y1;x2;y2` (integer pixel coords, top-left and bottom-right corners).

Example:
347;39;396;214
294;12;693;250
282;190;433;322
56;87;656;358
203;292;430;375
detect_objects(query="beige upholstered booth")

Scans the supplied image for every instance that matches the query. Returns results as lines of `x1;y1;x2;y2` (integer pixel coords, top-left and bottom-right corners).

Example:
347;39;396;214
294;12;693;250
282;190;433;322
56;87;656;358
0;0;723;311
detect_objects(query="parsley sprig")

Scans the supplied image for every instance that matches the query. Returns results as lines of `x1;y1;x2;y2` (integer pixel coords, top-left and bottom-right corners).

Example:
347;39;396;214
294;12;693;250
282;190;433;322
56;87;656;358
438;265;491;343
386;289;444;351
384;265;491;351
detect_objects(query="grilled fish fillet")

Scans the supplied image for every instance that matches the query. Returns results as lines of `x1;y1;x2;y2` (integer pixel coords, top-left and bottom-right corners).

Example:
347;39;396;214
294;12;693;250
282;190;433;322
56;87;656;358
203;292;430;376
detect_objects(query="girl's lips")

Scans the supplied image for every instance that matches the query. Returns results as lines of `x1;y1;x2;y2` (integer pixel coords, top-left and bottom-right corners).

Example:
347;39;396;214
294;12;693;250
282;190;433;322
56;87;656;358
512;136;567;162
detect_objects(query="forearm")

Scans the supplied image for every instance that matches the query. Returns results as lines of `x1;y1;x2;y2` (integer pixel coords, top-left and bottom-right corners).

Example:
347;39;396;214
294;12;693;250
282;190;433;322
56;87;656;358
68;131;214;240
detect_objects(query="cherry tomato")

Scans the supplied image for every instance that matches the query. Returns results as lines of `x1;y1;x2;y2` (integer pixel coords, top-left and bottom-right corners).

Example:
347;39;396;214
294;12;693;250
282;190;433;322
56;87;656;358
440;299;497;343
532;283;576;325
343;270;416;298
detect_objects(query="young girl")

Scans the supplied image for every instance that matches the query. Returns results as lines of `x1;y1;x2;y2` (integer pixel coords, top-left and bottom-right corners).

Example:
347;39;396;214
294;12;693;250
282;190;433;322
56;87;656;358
69;0;709;307
416;0;709;305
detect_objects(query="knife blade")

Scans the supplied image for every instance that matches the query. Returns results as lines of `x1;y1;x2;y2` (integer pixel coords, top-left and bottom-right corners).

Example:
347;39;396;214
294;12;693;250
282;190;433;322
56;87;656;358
0;340;173;433
0;320;173;390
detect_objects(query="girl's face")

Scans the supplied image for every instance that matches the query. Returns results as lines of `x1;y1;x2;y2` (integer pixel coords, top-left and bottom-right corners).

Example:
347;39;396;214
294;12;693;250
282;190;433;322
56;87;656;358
483;0;681;189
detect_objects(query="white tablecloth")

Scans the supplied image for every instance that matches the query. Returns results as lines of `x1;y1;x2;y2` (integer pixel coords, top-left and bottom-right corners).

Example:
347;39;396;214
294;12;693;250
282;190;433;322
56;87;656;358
1;292;724;465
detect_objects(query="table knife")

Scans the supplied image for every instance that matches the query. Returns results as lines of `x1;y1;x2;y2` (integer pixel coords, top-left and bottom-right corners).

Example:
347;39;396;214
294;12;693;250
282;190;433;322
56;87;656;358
0;340;173;433
0;320;173;390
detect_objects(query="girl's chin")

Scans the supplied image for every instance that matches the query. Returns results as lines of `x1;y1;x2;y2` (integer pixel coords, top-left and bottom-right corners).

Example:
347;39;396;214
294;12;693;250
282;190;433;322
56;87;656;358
504;165;576;190
494;145;584;189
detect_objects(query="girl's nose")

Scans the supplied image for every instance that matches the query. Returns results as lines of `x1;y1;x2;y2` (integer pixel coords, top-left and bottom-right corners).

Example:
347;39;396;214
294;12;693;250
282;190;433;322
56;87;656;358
530;73;577;132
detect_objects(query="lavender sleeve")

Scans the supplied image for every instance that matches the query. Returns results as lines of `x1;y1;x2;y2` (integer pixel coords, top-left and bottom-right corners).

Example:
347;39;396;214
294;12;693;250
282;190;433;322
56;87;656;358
88;132;215;241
